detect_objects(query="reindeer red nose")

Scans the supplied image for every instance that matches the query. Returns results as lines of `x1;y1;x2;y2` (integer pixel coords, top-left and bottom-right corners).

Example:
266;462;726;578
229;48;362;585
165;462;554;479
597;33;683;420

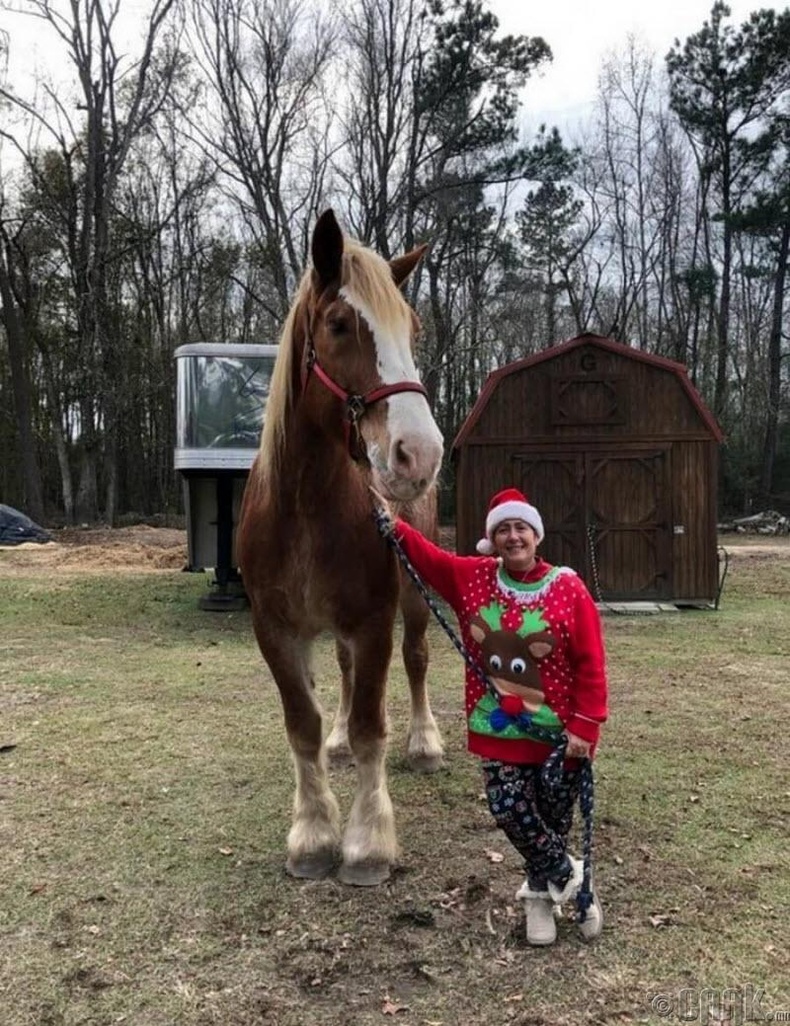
500;695;524;717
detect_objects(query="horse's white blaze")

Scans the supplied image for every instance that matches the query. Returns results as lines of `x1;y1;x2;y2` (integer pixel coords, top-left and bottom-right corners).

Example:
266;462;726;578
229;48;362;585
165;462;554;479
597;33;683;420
341;286;443;498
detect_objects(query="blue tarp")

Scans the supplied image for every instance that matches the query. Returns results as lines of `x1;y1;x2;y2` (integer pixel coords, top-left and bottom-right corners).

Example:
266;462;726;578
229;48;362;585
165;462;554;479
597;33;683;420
0;504;52;546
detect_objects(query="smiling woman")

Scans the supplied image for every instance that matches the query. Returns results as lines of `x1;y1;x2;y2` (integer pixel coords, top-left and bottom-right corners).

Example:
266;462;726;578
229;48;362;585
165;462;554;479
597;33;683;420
386;482;608;946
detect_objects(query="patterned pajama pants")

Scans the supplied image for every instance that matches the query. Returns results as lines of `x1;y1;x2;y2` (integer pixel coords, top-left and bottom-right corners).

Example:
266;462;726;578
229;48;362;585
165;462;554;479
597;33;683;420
482;759;580;891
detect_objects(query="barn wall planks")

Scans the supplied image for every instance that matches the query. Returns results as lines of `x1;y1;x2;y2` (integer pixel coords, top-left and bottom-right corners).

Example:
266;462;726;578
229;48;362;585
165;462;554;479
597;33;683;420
453;335;722;604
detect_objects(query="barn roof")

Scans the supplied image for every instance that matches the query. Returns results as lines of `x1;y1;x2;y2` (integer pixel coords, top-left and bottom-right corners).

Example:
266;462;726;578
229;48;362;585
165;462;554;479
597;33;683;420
452;333;724;448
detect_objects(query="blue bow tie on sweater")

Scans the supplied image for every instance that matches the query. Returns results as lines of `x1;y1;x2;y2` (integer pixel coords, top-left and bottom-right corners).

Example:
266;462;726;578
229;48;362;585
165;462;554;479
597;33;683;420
489;707;534;733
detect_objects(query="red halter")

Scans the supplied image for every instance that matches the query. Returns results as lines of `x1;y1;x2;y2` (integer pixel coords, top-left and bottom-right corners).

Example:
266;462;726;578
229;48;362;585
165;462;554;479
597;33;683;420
302;340;429;463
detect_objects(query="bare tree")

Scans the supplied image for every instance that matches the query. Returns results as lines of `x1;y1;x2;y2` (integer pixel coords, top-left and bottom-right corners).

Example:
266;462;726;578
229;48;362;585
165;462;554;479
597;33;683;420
667;2;790;419
1;0;181;522
187;0;336;326
0;187;45;521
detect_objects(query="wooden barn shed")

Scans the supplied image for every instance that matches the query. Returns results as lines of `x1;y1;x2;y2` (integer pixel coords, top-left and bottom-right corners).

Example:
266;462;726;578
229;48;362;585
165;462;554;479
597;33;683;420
452;333;724;606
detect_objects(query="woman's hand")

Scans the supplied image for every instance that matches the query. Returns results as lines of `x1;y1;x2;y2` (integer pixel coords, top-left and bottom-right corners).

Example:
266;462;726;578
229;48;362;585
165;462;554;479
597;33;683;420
565;732;591;759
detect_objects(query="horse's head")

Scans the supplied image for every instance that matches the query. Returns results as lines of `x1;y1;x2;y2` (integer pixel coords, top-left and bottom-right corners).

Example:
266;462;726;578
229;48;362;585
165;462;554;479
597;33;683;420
302;209;443;502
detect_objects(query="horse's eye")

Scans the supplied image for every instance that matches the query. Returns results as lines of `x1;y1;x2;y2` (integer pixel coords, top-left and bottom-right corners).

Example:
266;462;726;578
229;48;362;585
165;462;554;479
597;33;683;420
327;316;348;335
510;658;527;674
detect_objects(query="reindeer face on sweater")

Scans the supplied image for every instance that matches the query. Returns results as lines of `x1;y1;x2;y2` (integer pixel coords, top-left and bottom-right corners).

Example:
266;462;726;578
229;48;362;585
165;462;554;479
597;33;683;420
469;604;555;712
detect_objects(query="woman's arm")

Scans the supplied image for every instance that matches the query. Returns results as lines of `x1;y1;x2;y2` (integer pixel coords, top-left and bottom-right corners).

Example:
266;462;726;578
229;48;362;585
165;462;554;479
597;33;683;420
565;581;609;747
394;518;478;610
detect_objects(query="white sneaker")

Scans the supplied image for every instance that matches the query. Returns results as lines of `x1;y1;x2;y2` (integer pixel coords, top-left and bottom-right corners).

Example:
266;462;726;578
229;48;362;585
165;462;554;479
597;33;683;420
516;880;557;946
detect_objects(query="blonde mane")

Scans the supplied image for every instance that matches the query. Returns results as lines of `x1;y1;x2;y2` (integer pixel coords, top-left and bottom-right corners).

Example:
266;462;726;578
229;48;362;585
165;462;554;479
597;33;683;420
257;239;412;486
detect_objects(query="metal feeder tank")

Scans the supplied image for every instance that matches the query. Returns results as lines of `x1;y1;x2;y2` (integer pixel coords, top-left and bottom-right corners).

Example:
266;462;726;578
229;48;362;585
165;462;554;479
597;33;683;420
174;342;277;610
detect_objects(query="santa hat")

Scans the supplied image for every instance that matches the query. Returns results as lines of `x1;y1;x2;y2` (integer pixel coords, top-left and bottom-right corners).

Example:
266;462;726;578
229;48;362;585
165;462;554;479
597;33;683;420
476;487;544;554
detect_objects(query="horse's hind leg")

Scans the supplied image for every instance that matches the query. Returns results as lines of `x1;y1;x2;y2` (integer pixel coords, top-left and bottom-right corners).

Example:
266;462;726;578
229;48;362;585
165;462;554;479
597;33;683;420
254;627;341;879
400;576;444;772
338;616;397;887
325;638;354;767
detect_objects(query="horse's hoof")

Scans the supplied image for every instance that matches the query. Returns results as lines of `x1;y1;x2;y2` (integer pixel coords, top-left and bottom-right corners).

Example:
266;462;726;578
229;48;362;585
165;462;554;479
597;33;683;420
337;859;391;887
286;850;337;880
407;751;444;773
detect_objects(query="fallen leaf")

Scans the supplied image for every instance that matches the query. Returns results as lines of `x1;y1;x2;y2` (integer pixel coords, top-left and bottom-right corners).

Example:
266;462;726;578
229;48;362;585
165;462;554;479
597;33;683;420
382;995;409;1015
484;849;505;863
648;914;671;928
218;847;234;856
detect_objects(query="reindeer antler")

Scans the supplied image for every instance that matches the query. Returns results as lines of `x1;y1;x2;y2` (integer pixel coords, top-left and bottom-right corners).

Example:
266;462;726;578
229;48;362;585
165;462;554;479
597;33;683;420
479;602;506;631
515;608;550;637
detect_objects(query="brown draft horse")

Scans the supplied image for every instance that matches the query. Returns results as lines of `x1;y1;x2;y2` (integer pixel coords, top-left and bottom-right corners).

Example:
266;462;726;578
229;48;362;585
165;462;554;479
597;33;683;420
237;209;444;886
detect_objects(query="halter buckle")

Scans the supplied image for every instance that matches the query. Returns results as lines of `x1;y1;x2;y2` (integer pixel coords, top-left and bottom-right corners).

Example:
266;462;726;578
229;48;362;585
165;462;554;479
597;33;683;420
345;394;367;423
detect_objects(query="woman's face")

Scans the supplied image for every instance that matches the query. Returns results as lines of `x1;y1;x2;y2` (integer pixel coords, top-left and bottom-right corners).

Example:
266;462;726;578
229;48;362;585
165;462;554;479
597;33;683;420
492;518;538;573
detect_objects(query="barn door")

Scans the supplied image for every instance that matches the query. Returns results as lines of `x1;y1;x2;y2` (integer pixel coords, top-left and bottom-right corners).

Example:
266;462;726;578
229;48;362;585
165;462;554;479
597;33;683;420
511;453;586;573
585;450;672;600
513;449;672;601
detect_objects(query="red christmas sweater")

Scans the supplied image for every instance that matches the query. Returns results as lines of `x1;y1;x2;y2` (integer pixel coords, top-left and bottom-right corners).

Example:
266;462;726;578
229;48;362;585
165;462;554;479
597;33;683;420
395;519;608;764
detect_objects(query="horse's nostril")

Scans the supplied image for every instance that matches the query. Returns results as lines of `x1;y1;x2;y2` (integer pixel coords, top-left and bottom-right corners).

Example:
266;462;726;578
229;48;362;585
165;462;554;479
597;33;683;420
396;441;413;468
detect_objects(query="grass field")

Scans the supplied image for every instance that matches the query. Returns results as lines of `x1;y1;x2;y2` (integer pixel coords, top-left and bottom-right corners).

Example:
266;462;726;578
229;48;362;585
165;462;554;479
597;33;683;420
1;534;789;1025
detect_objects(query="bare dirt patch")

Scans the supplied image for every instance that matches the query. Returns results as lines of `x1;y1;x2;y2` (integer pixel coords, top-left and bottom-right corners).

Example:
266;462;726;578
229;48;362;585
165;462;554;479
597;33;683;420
3;525;788;578
0;524;188;574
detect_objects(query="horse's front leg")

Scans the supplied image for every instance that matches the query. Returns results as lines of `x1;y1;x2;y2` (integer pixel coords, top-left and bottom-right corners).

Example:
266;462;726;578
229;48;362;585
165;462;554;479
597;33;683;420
325;638;354;767
400;576;444;772
253;624;341;879
338;615;397;887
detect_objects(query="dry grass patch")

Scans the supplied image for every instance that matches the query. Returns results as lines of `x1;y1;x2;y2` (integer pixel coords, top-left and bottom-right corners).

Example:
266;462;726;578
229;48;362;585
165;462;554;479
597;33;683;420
1;535;789;1025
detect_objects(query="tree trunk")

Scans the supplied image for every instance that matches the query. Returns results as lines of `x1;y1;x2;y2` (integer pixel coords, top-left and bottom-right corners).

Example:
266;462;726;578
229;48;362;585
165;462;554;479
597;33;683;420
52;412;75;526
714;219;732;419
0;251;45;522
758;218;790;506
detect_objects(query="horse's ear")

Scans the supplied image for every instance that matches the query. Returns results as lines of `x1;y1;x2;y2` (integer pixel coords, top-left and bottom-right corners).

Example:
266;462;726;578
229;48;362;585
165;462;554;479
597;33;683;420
312;209;344;290
390;244;428;288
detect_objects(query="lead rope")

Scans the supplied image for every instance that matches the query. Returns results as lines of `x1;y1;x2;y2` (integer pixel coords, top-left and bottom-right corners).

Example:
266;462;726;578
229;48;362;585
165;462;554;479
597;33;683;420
373;506;595;923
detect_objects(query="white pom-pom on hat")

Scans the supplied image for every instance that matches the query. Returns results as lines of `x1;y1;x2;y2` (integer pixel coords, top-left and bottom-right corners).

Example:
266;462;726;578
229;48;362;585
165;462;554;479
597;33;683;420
475;487;544;554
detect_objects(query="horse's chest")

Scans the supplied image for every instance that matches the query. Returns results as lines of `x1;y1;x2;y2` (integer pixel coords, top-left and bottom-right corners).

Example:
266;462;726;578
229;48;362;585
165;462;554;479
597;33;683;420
297;534;396;630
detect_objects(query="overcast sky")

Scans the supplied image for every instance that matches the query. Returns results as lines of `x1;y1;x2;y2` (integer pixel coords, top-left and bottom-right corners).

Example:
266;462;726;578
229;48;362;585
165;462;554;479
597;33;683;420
2;0;786;131
488;0;786;129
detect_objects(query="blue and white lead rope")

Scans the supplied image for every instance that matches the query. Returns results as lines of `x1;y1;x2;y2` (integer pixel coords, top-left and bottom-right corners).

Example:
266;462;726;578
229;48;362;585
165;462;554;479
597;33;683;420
373;505;595;922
